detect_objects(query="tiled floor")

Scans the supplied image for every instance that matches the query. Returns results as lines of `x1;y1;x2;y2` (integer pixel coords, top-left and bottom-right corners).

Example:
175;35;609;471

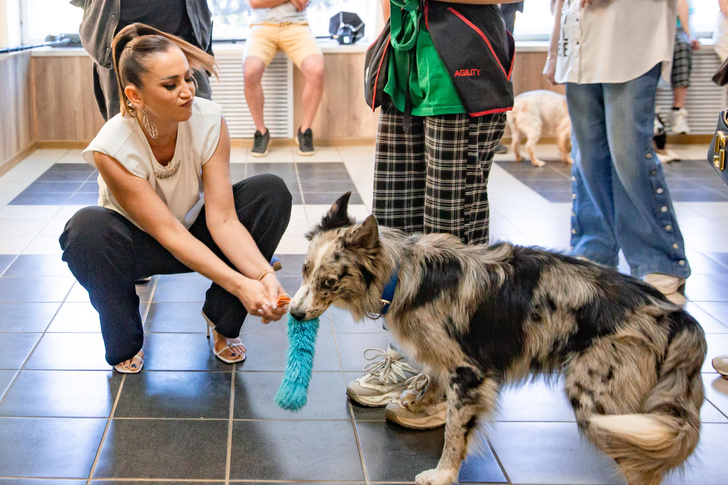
0;144;726;484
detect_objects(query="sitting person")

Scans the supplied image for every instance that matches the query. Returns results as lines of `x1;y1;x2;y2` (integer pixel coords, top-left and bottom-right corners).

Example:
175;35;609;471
59;23;292;373
243;0;325;157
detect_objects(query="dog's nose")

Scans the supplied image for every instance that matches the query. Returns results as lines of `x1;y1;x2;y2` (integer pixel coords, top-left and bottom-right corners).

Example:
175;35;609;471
290;309;306;321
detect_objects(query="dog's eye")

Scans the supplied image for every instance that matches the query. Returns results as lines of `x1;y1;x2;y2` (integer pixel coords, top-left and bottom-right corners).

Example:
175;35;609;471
302;262;310;276
321;277;337;289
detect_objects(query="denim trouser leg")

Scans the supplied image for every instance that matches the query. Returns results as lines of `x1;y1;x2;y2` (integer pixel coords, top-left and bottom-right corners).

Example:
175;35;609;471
566;64;690;279
60;174;292;366
566;84;620;267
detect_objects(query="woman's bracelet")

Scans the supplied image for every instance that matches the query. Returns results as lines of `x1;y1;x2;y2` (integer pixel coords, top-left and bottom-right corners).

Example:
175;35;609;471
256;267;275;281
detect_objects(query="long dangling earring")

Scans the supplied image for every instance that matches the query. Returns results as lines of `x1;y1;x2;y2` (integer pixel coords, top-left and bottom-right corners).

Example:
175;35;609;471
141;107;158;140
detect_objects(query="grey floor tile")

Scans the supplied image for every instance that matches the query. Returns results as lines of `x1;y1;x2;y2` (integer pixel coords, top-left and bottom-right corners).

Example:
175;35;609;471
356;421;506;483
144;302;206;333
141;333;231;371
304;192;363;205
2;255;72;277
691;301;728;328
0;417;106;478
0;369;18;399
0;255;16;274
0;302;60;332
0;276;75;303
93;419;228;479
329;306;387;333
153;273;211;302
229;420;364;481
9;192;73;205
683;302;728;334
0;333;41;369
684;275;728;302
46;302;101;332
498;378;575;422
24;333;108;370
488;422;624;484
335;333;394;372
704;374;728;418
0;370;121;417
236;331;340;371
234;371;349;420
0;480;85;485
114;371;232;418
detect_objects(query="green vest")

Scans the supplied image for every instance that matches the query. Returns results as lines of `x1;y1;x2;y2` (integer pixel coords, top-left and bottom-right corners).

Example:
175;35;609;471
384;0;466;116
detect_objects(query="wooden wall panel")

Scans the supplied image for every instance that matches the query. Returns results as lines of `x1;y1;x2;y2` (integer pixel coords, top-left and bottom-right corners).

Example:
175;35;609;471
31;55;104;142
292;52;380;142
0;52;34;170
510;51;565;96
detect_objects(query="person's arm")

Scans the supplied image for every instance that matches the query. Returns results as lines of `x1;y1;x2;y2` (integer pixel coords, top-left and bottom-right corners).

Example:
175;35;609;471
543;0;564;85
677;0;701;50
201;118;288;321
381;0;390;20
93;126;282;322
721;0;728;17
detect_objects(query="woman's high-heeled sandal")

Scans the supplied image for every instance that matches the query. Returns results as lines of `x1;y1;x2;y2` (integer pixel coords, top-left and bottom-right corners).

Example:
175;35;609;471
202;311;246;364
114;350;144;374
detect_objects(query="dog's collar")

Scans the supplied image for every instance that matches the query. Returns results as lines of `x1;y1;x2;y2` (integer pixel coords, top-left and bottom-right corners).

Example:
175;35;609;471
380;263;399;315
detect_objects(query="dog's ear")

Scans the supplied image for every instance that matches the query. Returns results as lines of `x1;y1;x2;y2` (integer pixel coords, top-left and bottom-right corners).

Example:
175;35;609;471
306;192;356;240
346;214;379;250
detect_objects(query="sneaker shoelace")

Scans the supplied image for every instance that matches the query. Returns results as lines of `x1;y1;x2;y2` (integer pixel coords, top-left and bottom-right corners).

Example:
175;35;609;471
361;348;416;385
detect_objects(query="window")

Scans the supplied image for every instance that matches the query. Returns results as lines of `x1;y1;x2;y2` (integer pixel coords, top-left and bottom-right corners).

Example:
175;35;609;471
512;0;719;41
15;0;721;47
210;0;377;42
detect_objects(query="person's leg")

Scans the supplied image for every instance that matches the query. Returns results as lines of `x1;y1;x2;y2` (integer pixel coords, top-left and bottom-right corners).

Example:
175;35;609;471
602;64;690;281
59;207;189;366
299;53;325;132
670;28;692;134
243;56;269;134
242;25;279;134
372;104;427;233
565;82;620;267
196;174;292;338
422;112;506;245
347;105;426;407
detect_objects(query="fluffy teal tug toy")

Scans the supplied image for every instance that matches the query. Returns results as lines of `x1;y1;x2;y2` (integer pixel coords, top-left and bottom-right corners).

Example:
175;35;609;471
275;313;320;411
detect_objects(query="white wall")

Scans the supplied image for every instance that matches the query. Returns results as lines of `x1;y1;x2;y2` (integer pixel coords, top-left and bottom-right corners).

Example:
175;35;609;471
0;0;21;48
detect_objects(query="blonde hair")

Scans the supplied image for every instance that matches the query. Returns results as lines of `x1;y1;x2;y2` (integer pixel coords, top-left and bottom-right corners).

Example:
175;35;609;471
111;23;219;117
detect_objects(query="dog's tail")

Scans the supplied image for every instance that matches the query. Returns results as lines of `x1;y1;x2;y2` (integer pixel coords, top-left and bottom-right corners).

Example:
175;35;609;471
587;312;706;485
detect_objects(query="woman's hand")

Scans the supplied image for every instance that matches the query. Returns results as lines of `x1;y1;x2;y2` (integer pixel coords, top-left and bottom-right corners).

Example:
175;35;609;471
260;272;288;323
235;276;283;323
543;56;558;86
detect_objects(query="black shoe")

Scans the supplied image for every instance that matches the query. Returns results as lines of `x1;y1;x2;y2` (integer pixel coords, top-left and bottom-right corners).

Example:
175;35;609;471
251;129;270;157
494;143;507;154
297;127;315;156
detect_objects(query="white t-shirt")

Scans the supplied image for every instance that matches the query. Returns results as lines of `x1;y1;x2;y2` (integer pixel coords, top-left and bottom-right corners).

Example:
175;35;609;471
82;97;223;229
250;2;308;25
555;0;677;84
715;11;728;62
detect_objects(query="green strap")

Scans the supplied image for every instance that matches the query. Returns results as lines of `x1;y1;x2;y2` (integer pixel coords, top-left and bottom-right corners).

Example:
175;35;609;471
390;0;420;51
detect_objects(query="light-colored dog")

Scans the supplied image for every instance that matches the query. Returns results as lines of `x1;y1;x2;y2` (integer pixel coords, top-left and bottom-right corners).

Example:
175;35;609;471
290;192;706;485
508;90;573;167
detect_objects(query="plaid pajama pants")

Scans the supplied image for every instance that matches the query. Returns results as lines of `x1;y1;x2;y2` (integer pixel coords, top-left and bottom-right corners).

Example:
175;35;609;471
373;104;507;246
671;28;693;89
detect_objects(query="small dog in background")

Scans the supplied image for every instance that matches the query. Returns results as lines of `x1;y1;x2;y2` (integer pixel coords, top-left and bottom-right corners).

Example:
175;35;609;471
508;90;573;167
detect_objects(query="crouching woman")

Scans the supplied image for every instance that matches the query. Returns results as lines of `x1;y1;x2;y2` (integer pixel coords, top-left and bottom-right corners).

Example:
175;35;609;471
60;23;291;373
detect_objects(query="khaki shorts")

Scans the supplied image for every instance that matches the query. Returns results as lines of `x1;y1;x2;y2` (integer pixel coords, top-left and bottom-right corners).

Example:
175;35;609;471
244;22;323;68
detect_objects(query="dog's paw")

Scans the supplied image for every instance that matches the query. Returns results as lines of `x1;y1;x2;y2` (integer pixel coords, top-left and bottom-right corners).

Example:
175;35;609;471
415;468;457;485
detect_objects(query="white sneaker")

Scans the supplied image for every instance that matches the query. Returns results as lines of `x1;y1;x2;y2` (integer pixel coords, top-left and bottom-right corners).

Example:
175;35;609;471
713;355;728;378
671;108;691;135
642;273;686;296
346;347;419;407
384;374;447;429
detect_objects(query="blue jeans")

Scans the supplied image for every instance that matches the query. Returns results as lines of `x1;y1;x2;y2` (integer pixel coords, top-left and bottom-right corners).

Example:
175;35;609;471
565;64;690;279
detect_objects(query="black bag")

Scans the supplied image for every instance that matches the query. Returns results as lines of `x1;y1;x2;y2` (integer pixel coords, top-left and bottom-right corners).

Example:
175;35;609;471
708;59;728;185
426;2;515;116
364;19;391;111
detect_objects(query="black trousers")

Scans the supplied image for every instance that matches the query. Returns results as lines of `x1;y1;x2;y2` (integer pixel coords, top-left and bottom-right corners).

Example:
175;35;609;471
59;175;292;366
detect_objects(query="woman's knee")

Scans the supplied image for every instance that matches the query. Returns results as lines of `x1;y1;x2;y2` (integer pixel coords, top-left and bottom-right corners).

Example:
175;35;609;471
234;174;292;214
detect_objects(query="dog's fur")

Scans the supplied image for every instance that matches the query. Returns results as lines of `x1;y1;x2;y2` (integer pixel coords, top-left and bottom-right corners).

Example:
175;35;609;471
508;90;573;167
290;193;707;485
